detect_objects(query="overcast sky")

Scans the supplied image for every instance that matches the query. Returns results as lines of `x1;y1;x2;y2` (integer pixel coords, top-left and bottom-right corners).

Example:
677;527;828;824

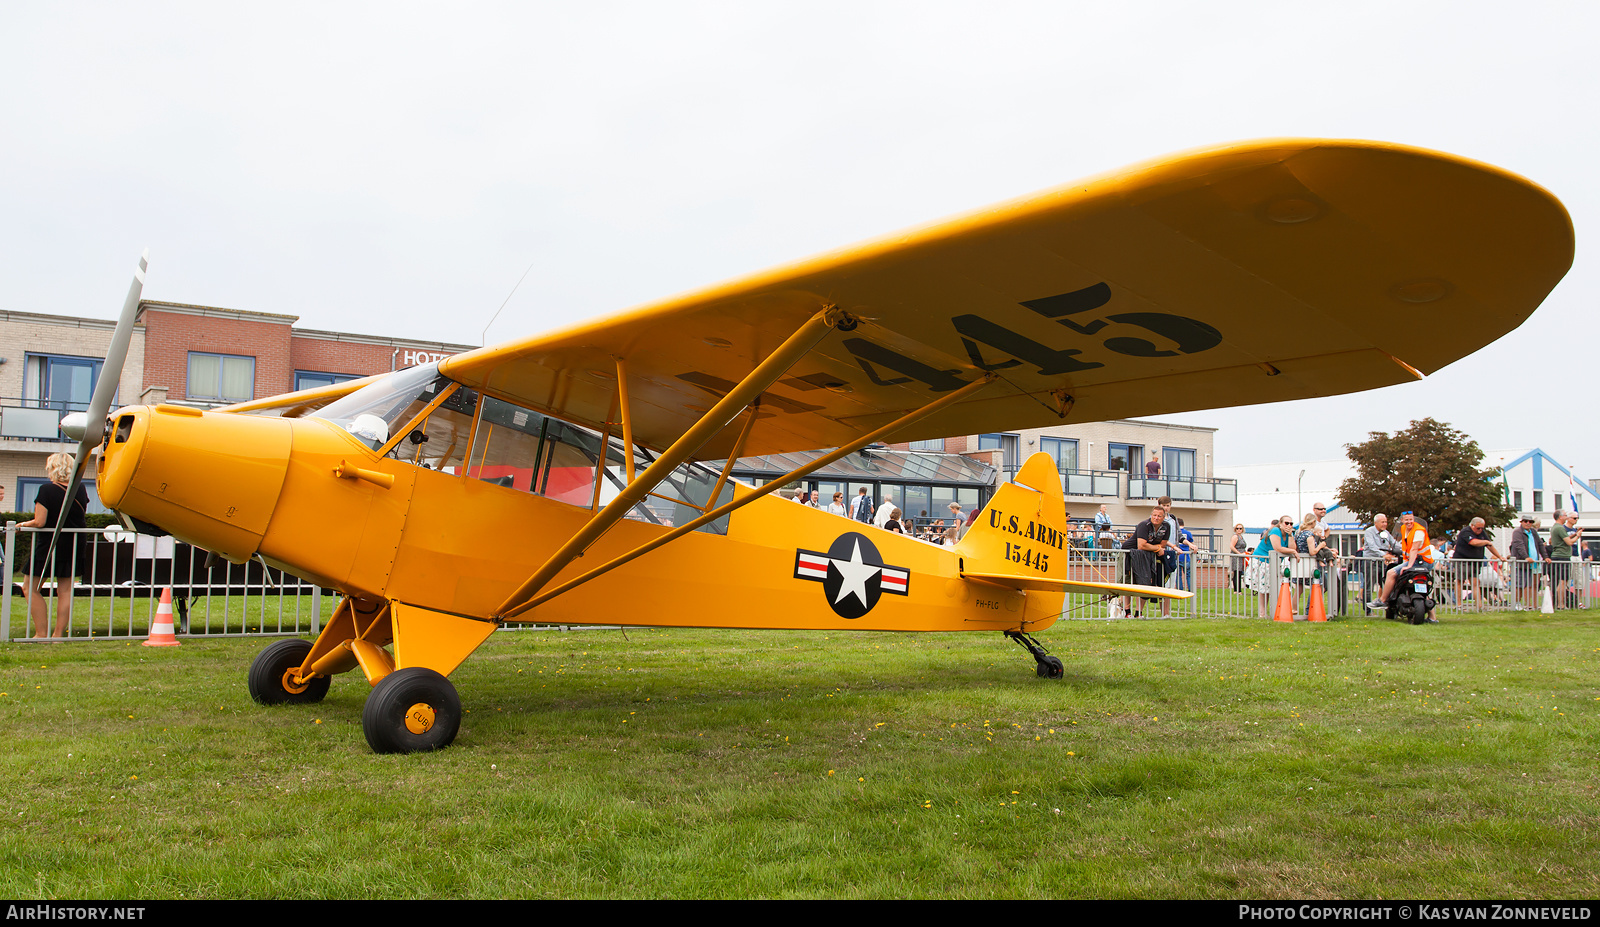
3;2;1593;470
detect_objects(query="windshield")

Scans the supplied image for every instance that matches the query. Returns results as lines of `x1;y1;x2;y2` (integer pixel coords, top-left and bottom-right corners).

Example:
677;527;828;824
314;363;445;449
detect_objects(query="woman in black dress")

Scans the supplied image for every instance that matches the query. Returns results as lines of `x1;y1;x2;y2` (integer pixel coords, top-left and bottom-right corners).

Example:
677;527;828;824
18;453;89;639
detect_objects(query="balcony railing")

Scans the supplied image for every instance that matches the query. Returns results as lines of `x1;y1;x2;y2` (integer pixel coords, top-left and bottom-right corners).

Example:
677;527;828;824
0;398;86;442
1002;465;1121;498
1127;474;1238;504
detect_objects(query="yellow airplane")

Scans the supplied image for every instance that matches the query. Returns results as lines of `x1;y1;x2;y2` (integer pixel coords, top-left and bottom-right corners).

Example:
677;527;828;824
58;139;1572;753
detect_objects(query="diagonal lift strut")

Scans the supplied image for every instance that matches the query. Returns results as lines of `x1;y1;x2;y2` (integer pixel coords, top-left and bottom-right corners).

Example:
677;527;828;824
500;371;998;619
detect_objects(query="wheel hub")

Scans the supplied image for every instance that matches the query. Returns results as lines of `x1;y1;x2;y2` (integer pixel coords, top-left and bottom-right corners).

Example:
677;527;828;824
281;668;311;695
404;702;436;734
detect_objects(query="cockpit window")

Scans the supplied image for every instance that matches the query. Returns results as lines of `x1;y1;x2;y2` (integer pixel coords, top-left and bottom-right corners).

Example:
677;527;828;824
314;364;446;450
316;366;735;534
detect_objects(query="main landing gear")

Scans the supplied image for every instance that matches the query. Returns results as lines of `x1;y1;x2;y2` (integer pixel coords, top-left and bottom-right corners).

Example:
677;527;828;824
361;668;462;754
245;596;489;754
248;639;331;704
1006;630;1064;679
247;635;463;754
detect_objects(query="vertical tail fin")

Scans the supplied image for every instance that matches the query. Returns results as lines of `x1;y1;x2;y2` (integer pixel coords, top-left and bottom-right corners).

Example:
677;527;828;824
956;452;1070;585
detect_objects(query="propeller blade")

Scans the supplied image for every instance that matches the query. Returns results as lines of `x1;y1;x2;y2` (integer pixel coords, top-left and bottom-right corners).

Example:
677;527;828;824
43;250;147;569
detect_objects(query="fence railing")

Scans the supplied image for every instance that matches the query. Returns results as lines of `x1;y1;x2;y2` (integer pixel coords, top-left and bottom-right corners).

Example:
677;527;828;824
8;521;1586;641
1053;547;1591;619
4;522;325;641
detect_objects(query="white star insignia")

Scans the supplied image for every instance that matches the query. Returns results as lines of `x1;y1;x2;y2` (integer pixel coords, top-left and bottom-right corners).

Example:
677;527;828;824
832;538;882;608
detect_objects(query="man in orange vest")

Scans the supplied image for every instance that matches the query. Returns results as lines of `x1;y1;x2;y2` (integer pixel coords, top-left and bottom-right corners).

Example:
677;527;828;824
1368;513;1436;613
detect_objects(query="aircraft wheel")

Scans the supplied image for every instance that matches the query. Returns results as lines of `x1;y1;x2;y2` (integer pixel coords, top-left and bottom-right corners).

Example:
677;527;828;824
1036;655;1064;679
248;639;329;705
362;668;461;754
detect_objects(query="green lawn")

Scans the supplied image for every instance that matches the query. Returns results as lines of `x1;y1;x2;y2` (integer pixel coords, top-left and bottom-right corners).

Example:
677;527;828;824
0;610;1596;898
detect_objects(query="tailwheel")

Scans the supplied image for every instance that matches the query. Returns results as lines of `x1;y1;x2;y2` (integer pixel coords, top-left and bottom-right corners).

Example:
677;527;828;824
362;667;462;754
1004;630;1064;680
248;639;330;705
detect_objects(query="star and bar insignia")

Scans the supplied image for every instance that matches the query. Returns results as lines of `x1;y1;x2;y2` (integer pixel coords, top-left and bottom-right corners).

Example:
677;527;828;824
793;532;910;619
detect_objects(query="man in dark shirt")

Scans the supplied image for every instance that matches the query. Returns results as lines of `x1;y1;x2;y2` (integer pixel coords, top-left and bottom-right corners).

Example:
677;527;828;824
1121;505;1173;617
1453;517;1506;609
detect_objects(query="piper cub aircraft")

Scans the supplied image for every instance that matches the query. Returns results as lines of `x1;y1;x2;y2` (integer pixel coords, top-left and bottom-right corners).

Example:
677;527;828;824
59;139;1571;753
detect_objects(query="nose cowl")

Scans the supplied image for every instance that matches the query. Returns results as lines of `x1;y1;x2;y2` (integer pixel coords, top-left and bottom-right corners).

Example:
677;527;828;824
99;404;293;562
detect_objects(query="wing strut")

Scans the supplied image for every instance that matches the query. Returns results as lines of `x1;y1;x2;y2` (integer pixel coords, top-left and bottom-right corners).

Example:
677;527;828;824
495;305;854;616
499;371;998;619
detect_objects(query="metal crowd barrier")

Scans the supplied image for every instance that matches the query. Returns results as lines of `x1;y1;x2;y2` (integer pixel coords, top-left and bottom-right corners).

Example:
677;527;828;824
8;521;1588;640
3;523;326;641
1056;548;1593;620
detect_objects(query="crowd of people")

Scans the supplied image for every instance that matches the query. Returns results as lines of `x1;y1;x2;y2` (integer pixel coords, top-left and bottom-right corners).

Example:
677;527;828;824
1236;505;1589;619
794;486;976;546
791;483;1588;617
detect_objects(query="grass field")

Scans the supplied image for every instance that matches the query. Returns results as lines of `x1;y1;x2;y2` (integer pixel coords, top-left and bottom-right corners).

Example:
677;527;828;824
1;609;1596;899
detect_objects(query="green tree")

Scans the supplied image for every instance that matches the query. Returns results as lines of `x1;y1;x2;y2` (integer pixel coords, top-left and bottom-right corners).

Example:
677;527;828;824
1337;418;1515;532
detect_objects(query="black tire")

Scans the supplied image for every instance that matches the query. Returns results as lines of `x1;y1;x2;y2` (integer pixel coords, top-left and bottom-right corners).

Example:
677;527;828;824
1036;655;1065;680
362;668;461;754
1410;598;1429;625
248;639;329;705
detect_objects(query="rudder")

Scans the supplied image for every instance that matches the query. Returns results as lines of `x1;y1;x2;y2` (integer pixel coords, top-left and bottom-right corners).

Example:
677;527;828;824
956;452;1071;583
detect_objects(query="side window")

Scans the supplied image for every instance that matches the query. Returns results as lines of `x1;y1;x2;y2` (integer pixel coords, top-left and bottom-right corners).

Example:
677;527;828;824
463;396;547;492
458;393;733;534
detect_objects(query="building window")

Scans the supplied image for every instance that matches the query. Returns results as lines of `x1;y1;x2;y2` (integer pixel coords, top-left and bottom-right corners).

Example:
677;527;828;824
295;370;365;393
1514;491;1523;510
1108;442;1143;471
908;438;944;452
23;353;107;413
980;433;1019;469
1162;447;1196;479
17;478;108;515
1040;436;1077;472
1533;491;1542;512
188;352;256;402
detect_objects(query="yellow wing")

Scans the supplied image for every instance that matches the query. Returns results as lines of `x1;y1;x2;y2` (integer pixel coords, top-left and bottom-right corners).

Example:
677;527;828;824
438;138;1571;459
218;375;387;418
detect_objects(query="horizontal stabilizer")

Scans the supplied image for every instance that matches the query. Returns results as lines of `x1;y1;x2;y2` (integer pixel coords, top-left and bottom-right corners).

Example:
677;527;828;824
962;572;1193;599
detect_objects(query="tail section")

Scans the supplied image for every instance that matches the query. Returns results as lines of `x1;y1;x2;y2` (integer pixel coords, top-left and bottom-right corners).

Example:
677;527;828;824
957;452;1072;588
957;451;1189;599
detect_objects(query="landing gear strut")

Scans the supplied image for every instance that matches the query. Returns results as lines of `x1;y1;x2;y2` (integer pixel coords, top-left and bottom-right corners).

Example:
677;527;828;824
1006;630;1064;679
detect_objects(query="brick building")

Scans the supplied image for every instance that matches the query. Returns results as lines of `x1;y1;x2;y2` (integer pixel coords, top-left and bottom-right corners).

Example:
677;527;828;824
1;301;471;515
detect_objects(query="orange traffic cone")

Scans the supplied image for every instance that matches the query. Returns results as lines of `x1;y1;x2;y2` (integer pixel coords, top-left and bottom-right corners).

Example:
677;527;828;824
1307;569;1328;622
1273;567;1296;622
143;588;181;647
